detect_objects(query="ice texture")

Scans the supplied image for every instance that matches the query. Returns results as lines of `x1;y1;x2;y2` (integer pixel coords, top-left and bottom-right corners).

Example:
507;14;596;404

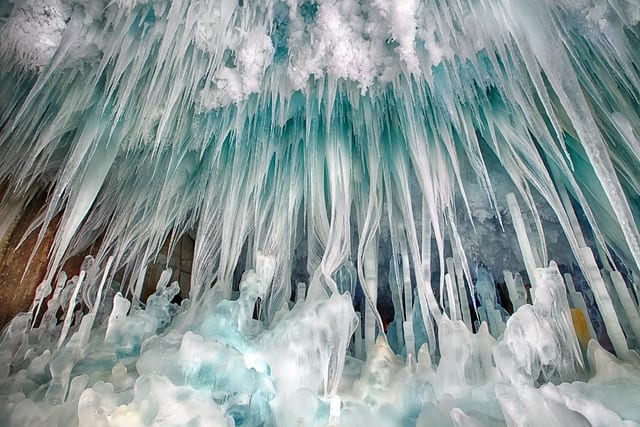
0;0;640;425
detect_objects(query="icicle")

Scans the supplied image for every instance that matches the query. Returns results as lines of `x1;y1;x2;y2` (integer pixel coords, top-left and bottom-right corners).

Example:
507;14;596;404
56;271;85;350
504;270;526;311
602;270;635;343
452;252;472;331
104;293;131;343
415;199;437;353
388;263;405;351
400;232;416;358
40;272;68;334
29;280;52;329
403;319;415;357
578;247;629;359
67;257;114;354
507;193;540;290
444;273;458;321
363;243;378;354
609;271;640;341
295;282;306;305
564;273;597;344
476;267;505;338
354;318;365;360
445;258;461;321
400;237;413;322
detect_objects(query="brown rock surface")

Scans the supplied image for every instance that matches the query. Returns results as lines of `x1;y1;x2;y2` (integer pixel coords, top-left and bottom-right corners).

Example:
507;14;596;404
0;191;55;328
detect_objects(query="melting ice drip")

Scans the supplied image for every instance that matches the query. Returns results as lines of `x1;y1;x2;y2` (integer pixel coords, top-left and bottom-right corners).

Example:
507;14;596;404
1;0;640;426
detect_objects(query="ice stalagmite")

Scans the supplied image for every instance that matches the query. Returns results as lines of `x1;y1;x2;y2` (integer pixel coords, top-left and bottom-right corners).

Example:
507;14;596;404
0;0;640;426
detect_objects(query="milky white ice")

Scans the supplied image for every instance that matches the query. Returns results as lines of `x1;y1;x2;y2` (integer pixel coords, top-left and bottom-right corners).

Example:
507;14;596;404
0;0;640;426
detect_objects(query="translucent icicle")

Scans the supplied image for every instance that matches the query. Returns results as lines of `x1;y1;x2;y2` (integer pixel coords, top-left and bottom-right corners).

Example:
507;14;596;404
29;280;52;329
609;271;640;341
388;265;405;351
444;273;459;321
56;271;85;350
452;252;472;331
295;282;306;305
507;193;540;290
578;247;629;358
67;257;113;355
564;273;597;343
506;270;527;311
404;319;415;357
445;258;461;321
363;243;378;354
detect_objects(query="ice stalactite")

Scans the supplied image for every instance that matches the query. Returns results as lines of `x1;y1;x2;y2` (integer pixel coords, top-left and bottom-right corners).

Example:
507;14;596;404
1;0;640;426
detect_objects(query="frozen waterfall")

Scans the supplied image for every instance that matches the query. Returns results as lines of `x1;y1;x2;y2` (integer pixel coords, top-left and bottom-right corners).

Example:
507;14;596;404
1;0;640;426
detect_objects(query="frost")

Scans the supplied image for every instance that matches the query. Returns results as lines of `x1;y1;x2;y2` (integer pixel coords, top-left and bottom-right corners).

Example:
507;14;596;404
0;0;70;70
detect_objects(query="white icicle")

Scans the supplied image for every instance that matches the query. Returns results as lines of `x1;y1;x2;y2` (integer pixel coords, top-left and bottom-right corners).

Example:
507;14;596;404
445;273;459;321
507;193;540;291
56;271;85;350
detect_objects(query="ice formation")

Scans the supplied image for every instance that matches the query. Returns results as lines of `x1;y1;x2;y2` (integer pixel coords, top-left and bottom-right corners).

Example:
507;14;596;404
0;0;640;425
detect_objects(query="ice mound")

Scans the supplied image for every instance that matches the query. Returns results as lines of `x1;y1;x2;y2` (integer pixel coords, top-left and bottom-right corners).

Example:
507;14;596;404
0;259;639;426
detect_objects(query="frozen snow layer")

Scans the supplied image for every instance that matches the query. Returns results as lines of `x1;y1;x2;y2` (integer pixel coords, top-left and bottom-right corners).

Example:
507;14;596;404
0;0;70;71
1;1;639;99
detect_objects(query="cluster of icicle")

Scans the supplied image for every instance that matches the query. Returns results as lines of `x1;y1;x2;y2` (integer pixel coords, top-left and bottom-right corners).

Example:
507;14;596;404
1;0;640;425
